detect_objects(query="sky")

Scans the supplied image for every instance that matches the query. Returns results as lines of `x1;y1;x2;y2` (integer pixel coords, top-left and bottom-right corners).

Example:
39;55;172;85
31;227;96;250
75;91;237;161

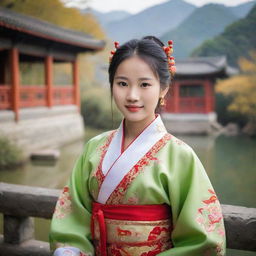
63;0;253;14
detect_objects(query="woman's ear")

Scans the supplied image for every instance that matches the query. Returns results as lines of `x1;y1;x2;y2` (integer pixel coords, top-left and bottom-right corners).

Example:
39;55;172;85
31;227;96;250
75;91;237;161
160;86;169;99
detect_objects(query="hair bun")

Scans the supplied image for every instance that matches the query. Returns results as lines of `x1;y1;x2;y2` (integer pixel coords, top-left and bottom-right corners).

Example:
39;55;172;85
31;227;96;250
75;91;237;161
142;35;164;47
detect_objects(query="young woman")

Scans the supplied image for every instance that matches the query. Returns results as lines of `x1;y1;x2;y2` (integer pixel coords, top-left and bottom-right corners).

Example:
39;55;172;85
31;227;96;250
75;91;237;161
49;36;226;256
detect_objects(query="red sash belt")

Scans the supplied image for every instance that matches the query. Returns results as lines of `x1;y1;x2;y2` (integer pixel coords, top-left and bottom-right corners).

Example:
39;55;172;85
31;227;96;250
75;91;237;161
91;202;171;256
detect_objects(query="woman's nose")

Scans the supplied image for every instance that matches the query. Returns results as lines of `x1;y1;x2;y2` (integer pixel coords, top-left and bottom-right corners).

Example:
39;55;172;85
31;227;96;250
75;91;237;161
126;87;140;102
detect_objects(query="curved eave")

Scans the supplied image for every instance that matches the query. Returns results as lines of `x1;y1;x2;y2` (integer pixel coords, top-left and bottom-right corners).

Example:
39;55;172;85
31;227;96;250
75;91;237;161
174;56;238;78
175;67;239;78
0;21;105;52
175;69;227;77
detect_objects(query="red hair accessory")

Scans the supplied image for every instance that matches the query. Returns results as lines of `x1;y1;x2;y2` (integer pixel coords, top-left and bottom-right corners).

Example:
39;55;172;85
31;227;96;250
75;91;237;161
163;40;176;77
109;40;176;77
109;41;120;63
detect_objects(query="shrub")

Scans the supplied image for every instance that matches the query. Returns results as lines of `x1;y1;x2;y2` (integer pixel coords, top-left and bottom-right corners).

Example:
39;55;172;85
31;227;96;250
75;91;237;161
0;136;24;171
215;93;248;127
81;88;122;130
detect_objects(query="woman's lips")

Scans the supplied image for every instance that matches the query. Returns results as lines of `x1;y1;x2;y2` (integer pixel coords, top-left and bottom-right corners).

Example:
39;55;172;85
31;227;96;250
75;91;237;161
125;105;143;112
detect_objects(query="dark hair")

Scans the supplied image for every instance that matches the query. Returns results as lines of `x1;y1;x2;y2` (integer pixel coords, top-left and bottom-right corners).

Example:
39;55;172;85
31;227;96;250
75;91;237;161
108;35;172;94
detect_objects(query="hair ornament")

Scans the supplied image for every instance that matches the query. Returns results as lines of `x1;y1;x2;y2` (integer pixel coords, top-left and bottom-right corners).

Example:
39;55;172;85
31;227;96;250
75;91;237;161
163;40;176;77
109;41;120;63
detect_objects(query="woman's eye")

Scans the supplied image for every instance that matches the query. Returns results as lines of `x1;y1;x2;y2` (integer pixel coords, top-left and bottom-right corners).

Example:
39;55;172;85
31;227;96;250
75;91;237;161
141;83;151;88
117;81;127;87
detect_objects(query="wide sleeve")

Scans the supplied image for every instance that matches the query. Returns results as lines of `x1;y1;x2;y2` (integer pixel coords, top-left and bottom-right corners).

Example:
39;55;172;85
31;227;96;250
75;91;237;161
49;141;94;256
159;145;226;256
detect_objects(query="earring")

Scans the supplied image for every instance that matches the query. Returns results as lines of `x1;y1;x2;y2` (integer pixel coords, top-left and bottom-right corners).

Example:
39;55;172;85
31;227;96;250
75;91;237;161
160;97;166;106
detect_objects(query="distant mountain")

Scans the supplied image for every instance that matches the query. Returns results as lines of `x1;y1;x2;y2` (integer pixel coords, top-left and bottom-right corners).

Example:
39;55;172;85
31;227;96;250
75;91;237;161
81;8;131;27
229;0;256;18
191;4;256;67
105;0;196;44
160;4;238;59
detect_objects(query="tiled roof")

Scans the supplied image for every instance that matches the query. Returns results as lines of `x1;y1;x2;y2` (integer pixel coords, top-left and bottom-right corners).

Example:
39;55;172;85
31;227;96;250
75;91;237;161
0;7;105;51
176;56;238;76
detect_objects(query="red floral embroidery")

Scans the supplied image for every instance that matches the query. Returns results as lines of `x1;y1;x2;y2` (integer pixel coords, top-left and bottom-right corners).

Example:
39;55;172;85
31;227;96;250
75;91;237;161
53;186;72;219
91;131;116;198
147;226;169;241
117;227;132;236
140;241;163;256
109;246;122;256
107;133;172;204
196;189;225;235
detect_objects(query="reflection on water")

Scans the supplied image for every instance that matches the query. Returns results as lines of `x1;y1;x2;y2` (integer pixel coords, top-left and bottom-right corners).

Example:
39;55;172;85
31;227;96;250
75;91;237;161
0;131;255;256
0;140;85;189
179;134;256;208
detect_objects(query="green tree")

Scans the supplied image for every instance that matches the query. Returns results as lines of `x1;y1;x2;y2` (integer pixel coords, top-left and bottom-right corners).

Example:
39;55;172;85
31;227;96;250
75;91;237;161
216;51;256;135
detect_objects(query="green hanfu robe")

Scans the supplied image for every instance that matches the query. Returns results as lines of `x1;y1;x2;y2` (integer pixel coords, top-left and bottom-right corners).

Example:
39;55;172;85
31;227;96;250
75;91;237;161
49;115;226;256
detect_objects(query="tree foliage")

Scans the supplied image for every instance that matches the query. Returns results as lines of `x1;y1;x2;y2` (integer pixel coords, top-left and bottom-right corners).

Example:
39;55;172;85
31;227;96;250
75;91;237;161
0;0;105;39
216;51;256;121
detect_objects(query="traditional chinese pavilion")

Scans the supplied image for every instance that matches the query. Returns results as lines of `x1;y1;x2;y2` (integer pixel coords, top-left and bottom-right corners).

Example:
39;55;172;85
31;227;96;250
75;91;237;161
163;56;237;134
0;8;105;156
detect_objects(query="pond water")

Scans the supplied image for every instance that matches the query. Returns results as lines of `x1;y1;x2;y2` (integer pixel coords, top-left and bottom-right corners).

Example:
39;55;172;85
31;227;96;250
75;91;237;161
0;128;255;256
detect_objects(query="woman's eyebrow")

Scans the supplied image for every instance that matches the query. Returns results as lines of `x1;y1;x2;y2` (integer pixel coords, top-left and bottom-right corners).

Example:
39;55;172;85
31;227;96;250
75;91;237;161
114;76;129;80
138;77;153;81
114;76;153;81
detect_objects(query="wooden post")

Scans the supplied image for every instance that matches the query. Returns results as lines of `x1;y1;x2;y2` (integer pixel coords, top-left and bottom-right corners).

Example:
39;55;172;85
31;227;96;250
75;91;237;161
210;80;215;111
204;80;211;113
45;56;53;107
72;58;80;111
173;81;180;113
10;48;20;122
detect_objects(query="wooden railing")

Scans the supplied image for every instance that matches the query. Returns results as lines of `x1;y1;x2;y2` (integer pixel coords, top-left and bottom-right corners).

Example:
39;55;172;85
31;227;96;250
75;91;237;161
0;85;11;110
20;86;47;107
53;87;74;105
0;85;74;110
0;182;255;255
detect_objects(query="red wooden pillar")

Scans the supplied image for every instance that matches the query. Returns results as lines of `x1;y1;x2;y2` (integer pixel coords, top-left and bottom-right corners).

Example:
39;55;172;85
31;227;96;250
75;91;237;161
209;80;215;111
10;48;20;122
72;58;80;111
45;56;53;107
173;81;180;113
204;79;211;113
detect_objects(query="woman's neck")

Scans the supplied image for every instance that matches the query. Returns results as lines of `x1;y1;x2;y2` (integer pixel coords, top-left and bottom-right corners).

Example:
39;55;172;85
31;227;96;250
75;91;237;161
124;115;157;140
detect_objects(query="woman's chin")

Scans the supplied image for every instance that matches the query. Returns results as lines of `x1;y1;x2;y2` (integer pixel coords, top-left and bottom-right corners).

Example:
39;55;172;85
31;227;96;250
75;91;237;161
123;113;145;123
123;113;156;125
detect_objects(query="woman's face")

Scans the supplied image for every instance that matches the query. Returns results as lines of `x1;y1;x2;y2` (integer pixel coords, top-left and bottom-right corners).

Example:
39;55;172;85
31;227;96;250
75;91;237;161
112;55;168;126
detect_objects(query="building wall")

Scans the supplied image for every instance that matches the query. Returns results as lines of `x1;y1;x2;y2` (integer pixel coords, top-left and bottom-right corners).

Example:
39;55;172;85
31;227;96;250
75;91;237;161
162;112;222;135
0;105;84;158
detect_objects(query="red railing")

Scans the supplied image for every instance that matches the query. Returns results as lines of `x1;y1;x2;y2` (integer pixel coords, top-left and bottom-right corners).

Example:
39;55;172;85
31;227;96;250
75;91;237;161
0;85;12;110
53;87;74;105
20;86;47;108
179;97;206;113
0;85;74;109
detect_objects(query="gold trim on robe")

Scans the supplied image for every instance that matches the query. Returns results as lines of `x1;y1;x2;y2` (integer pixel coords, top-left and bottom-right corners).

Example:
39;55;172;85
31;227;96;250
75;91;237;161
91;202;173;256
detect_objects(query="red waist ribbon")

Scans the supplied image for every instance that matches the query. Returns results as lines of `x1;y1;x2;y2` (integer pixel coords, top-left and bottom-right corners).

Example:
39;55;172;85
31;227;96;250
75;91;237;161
91;202;171;256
